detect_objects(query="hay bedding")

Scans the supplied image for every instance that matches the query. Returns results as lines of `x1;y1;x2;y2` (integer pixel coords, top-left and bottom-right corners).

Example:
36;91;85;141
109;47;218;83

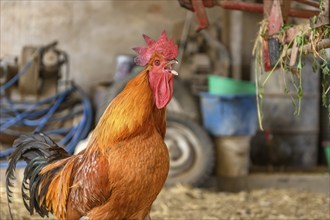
1;184;329;220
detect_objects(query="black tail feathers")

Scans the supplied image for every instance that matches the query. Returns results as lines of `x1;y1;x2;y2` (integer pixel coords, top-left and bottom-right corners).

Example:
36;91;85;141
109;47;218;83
6;132;70;219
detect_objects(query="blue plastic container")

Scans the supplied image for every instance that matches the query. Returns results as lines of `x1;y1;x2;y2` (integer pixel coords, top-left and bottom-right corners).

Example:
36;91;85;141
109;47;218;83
199;92;258;136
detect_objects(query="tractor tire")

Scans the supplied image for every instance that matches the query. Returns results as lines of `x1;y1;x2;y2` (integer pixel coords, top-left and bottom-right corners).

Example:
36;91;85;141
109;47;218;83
165;112;215;187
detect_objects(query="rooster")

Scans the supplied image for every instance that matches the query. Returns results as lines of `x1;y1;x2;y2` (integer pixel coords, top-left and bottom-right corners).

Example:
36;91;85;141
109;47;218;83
6;31;178;220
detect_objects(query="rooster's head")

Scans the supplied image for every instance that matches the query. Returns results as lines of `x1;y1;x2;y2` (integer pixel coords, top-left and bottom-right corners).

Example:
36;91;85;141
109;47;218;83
133;31;178;109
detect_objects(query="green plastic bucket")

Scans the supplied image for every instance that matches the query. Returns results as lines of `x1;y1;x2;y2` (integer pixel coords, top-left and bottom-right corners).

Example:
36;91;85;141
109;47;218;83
208;75;256;95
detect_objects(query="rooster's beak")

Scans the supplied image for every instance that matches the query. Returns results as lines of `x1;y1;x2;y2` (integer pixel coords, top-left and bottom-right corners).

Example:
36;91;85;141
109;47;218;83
166;59;179;76
168;59;179;65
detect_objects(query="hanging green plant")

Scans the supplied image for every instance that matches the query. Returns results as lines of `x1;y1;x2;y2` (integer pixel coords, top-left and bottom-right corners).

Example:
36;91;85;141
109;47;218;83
253;18;330;129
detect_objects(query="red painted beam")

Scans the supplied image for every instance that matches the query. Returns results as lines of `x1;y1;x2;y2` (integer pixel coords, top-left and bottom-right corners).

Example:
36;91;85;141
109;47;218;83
217;1;263;13
216;1;320;19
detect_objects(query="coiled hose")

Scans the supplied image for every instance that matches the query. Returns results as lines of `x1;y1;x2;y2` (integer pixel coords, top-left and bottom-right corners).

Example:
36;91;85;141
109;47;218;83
0;42;93;167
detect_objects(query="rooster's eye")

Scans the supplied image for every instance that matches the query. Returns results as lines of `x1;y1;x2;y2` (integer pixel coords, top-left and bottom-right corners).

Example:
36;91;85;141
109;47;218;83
154;60;160;66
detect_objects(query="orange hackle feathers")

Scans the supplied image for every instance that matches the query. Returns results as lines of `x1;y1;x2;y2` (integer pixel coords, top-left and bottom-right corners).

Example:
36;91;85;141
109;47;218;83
91;71;155;154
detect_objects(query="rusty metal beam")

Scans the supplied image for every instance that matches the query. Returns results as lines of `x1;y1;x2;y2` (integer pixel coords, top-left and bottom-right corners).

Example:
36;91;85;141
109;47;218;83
288;7;319;18
215;1;319;19
293;0;320;8
217;1;263;13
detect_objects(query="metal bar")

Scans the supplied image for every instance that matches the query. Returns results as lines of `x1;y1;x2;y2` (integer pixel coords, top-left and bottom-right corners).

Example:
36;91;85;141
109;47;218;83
191;0;209;31
293;0;320;8
288;7;319;18
217;1;264;13
216;1;319;18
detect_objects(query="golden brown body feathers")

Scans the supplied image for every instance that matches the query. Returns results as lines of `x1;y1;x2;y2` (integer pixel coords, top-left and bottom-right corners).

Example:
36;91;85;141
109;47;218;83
7;70;169;220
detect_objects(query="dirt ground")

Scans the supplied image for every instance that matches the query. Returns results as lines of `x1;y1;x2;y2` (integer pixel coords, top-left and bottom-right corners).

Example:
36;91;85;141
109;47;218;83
1;184;329;220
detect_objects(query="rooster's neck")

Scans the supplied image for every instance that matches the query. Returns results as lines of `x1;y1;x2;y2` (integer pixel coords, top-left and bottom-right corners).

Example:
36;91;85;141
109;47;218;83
91;70;166;152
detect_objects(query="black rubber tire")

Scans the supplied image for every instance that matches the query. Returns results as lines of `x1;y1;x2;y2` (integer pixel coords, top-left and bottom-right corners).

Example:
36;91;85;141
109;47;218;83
165;112;215;187
96;72;200;123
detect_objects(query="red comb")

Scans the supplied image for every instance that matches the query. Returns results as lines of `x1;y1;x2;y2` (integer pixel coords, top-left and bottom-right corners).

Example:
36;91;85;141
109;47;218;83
133;31;178;66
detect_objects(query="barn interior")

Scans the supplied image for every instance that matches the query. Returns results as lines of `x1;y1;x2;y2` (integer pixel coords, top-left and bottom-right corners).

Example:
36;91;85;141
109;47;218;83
0;1;329;219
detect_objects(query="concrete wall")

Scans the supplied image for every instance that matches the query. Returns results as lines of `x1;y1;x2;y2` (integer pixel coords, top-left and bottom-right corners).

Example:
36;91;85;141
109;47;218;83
0;1;186;92
1;1;261;92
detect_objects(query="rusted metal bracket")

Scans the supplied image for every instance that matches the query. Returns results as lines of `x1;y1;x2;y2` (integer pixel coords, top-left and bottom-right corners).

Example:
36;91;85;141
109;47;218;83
268;0;284;36
191;0;210;32
263;0;329;70
263;0;284;71
179;0;216;31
